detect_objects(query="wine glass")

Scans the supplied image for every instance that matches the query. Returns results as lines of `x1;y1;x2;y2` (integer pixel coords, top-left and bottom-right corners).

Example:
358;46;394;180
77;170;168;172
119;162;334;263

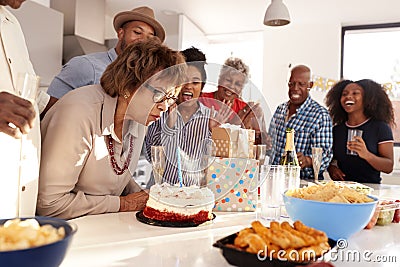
312;147;323;183
151;146;165;184
256;144;267;165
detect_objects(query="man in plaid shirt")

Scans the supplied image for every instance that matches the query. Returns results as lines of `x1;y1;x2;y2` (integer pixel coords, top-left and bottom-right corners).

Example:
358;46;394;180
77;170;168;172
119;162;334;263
269;65;333;179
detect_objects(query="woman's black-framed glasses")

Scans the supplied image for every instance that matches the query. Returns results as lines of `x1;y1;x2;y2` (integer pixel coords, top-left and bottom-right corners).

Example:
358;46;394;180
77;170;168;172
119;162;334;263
144;83;179;106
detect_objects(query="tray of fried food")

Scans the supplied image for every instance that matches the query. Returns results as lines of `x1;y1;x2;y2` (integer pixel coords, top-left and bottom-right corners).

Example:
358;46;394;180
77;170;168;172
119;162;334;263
214;220;334;267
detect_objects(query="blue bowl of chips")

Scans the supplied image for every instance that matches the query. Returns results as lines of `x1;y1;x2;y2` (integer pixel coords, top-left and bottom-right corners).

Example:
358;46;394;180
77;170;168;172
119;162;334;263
283;193;378;240
0;216;77;267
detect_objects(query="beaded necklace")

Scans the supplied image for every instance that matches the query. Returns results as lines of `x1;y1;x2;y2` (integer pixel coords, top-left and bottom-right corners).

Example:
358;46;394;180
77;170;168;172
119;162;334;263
106;135;134;175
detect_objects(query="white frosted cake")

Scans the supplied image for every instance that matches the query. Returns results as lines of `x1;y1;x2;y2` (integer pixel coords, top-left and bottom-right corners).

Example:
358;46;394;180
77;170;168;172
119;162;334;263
143;183;215;224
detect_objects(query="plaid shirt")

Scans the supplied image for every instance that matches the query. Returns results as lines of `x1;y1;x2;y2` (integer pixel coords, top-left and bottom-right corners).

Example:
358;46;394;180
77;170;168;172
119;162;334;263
269;96;333;179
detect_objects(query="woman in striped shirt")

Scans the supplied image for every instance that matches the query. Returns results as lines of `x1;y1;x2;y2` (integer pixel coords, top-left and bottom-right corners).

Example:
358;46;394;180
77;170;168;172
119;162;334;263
145;47;230;186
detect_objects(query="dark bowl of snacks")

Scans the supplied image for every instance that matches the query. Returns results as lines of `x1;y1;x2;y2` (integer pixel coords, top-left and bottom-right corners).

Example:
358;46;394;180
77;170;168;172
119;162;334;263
213;220;335;267
0;216;77;267
283;181;378;240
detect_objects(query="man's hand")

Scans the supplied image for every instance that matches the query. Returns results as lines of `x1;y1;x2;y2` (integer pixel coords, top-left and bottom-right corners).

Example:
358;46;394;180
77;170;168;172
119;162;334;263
0;91;36;138
327;164;345;181
296;152;312;169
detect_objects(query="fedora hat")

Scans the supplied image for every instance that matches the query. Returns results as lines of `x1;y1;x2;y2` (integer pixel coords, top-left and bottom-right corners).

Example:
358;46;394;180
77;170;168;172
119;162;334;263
113;6;165;42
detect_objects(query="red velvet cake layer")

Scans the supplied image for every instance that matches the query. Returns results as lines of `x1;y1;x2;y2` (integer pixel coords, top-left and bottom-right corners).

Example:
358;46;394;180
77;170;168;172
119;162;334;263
143;206;210;224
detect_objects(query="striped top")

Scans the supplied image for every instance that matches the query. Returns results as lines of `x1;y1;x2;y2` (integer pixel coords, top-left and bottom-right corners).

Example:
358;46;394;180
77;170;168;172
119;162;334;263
269;96;333;179
145;102;212;185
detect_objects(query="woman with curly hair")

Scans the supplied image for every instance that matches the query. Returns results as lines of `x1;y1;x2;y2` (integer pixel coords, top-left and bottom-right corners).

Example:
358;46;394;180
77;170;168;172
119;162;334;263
325;79;394;183
37;39;187;219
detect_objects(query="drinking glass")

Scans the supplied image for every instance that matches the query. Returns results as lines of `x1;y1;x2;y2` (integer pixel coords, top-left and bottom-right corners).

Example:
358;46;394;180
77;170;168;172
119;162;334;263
259;165;284;221
312;147;323;182
9;73;39;131
15;73;39;215
280;165;300;217
16;73;40;102
347;129;363;155
151;146;165;184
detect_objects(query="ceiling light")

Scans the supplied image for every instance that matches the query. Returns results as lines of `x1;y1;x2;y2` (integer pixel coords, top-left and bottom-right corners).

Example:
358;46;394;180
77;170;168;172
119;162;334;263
263;0;291;26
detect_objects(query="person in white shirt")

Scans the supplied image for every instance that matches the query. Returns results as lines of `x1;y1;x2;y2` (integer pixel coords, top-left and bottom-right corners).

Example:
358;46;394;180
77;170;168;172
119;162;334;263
0;0;49;218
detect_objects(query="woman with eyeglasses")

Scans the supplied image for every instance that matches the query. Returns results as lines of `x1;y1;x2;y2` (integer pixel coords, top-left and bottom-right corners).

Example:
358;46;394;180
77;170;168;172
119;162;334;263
145;47;231;186
37;39;186;219
199;57;268;145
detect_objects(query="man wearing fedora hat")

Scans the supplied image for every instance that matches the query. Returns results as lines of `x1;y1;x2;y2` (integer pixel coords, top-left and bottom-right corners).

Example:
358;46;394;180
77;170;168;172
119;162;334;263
44;6;165;115
113;6;165;55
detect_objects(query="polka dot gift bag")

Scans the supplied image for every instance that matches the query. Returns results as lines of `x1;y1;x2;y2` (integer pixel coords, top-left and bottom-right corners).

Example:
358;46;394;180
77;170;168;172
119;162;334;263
206;157;259;211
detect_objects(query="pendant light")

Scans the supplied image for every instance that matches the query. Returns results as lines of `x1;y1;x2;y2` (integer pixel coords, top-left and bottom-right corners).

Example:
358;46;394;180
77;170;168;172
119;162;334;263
263;0;291;26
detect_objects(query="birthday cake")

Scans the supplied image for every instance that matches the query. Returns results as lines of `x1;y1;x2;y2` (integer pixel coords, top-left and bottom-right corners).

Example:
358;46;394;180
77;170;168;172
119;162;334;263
143;183;215;224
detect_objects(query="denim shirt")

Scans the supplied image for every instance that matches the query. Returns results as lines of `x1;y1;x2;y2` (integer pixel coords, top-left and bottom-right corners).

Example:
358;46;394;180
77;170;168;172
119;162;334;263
47;48;117;98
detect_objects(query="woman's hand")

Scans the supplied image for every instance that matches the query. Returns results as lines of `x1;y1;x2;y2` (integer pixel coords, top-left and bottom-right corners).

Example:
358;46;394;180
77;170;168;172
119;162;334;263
119;190;149;212
349;136;394;174
327;164;345;181
208;100;233;130
347;136;369;159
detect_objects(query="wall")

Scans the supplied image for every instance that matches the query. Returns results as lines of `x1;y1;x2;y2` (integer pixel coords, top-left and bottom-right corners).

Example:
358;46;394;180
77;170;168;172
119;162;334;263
179;14;208;51
262;22;340;111
10;1;63;87
205;34;264;101
32;0;50;7
75;0;105;44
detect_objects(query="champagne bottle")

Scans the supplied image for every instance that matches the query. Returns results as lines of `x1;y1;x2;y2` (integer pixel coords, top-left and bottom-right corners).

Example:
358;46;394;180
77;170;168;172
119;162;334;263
280;128;299;166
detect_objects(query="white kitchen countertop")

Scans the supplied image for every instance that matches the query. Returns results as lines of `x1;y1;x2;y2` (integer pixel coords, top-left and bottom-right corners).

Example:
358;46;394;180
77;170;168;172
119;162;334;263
60;184;400;267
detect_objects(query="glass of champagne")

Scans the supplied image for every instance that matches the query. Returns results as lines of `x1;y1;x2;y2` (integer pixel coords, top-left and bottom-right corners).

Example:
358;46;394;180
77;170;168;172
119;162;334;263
9;73;39;131
151;146;165;184
312;147;323;183
16;73;40;102
15;73;39;216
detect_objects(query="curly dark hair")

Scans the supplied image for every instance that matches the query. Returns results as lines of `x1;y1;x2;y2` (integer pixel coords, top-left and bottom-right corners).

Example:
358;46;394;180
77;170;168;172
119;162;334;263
181;46;207;89
325;79;395;127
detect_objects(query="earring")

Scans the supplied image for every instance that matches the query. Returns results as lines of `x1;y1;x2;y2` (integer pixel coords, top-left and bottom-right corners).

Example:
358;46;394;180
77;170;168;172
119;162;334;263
123;91;131;99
